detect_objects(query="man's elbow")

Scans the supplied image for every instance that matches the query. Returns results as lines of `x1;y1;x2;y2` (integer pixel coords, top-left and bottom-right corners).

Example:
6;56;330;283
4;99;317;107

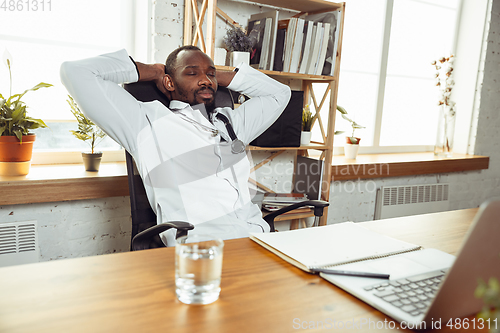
277;85;292;108
60;61;77;89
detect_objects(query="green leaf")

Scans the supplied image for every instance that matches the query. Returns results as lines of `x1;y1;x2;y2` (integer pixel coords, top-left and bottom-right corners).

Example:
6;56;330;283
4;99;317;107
70;130;92;141
352;122;366;129
25;116;47;128
0;125;5;137
11;103;26;123
340;113;354;123
13;128;23;142
67;94;107;147
336;105;348;114
334;130;345;135
16;82;53;101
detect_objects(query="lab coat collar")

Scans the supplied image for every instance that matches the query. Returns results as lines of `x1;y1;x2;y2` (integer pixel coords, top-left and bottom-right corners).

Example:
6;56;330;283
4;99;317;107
169;100;190;111
168;99;229;141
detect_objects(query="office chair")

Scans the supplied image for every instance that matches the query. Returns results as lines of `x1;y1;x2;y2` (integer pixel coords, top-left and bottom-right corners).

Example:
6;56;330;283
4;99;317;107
124;81;329;251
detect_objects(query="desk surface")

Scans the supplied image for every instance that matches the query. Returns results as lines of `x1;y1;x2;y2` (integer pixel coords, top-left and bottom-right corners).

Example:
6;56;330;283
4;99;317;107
0;208;481;333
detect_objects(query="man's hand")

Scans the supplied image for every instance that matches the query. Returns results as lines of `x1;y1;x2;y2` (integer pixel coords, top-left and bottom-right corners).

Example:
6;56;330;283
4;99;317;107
135;62;169;97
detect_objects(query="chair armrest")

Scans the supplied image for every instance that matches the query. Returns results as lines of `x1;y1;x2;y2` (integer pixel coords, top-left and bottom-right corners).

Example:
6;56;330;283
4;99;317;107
263;200;329;232
132;221;195;251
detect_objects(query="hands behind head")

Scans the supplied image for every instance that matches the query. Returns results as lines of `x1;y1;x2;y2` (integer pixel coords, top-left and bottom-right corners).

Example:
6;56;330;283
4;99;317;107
152;63;169;96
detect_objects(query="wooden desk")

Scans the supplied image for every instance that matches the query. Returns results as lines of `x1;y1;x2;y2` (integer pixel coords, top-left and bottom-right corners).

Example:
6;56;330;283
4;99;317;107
0;208;482;333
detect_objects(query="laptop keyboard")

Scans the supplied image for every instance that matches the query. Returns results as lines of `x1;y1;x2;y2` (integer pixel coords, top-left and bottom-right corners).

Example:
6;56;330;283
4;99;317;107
363;269;447;316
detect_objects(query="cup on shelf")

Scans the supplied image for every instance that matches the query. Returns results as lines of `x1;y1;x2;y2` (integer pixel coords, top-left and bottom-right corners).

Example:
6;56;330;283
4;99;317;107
175;234;224;305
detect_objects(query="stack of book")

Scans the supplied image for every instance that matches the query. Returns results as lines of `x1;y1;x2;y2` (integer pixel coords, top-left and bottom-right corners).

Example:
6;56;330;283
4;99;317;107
246;10;340;76
262;193;310;213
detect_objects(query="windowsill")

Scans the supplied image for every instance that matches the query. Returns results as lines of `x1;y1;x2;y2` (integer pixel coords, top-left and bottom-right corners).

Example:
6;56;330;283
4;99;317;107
331;152;489;181
0;162;129;206
0;153;490;206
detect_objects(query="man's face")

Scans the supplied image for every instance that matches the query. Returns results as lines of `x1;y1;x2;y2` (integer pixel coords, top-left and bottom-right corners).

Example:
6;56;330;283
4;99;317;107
170;50;218;110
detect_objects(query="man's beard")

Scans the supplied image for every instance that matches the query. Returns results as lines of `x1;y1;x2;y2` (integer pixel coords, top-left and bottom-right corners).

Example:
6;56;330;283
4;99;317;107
204;98;216;115
193;86;216;114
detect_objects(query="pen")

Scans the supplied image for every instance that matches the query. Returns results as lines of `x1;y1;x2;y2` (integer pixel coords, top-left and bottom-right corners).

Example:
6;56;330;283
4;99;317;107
310;268;390;279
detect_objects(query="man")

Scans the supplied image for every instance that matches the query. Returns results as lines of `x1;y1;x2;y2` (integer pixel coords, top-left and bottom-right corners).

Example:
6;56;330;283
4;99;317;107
60;46;291;246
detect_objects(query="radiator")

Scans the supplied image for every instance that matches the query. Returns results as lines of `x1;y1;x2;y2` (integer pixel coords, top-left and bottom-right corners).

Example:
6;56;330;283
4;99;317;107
374;184;450;220
0;220;39;267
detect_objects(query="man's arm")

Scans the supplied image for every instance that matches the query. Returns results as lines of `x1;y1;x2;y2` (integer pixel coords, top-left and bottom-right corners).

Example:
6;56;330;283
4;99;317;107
216;69;237;88
134;62;171;98
60;49;147;153
224;63;291;144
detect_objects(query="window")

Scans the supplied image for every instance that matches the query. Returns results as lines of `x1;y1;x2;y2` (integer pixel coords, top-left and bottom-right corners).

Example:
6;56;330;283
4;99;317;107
312;0;462;154
0;0;152;163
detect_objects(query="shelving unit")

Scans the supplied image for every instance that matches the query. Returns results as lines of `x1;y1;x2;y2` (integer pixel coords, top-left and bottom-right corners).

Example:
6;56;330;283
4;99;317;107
184;0;345;226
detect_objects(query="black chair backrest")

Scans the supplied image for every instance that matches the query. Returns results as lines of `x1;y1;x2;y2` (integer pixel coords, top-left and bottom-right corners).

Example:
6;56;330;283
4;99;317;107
125;151;165;250
123;81;235;249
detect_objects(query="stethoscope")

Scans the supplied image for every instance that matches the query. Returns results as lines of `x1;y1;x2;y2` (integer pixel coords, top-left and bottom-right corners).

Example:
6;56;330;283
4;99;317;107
176;108;245;154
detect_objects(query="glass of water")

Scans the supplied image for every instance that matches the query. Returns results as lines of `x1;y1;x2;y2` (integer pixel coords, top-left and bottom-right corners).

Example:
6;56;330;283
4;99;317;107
175;234;224;305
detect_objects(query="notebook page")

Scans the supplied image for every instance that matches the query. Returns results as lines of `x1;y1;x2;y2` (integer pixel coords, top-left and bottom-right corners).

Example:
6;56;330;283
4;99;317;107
250;222;421;271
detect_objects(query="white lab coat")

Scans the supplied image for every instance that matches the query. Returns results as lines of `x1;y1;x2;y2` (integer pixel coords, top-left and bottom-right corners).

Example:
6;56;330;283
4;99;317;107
60;49;291;245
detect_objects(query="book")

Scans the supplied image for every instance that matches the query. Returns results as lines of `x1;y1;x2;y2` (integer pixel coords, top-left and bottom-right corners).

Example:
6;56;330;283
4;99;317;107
305;12;338;76
298;21;314;74
259;17;273;70
263;192;309;204
306;22;323;75
250;222;422;273
283;17;297;73
289;18;305;73
329;11;341;76
248;11;279;71
314;22;330;75
273;28;286;72
247;18;266;69
303;23;317;73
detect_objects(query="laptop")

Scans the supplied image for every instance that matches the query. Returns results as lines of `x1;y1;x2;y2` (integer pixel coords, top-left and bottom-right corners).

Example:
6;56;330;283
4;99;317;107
320;200;500;328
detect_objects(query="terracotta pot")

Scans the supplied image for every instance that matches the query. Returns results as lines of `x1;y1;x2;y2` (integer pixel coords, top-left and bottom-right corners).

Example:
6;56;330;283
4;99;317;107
0;134;36;162
345;136;361;144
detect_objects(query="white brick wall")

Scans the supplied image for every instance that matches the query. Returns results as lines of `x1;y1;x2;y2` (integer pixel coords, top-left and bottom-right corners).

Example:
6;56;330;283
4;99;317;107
0;197;132;263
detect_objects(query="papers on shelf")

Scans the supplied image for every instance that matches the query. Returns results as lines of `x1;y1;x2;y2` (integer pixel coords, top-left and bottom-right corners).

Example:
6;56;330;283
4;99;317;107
262;193;309;211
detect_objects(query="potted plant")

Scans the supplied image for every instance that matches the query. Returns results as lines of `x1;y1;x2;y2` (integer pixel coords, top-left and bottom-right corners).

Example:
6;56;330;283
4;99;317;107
0;49;51;176
475;277;500;333
67;95;106;171
301;104;315;145
336;105;365;159
223;26;252;67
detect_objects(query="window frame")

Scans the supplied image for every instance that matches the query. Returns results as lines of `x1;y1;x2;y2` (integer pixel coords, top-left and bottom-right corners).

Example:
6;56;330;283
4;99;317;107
0;0;153;165
326;0;464;155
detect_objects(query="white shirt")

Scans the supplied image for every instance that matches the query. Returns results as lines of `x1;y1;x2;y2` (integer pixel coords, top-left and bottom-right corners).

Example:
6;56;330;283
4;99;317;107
60;49;291;245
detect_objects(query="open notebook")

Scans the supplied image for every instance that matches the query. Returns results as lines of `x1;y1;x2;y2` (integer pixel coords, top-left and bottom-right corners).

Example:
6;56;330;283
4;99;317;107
249;222;421;273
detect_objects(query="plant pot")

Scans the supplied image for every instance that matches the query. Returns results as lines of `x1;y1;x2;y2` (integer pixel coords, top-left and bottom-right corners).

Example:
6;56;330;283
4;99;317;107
344;144;360;159
300;131;312;145
0;134;36;162
231;51;250;67
0;134;36;176
345;136;361;145
82;152;103;171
